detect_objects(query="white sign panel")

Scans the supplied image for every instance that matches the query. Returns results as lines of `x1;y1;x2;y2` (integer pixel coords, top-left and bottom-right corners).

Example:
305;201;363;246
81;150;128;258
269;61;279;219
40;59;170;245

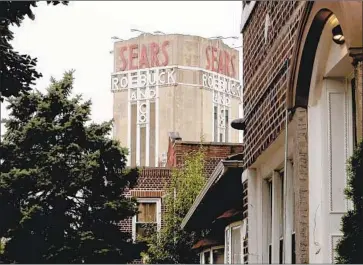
111;65;241;100
202;72;241;99
111;68;176;91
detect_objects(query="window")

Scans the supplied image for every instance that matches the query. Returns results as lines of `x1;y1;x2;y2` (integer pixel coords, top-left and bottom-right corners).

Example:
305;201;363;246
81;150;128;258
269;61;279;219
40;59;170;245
132;198;161;241
225;229;230;263
204;251;211;264
232;226;242;263
265;171;286;264
214;106;218;142
200;246;224;264
279;238;284;264
225;221;246;264
212;248;224;264
292;233;296;264
225;109;229;143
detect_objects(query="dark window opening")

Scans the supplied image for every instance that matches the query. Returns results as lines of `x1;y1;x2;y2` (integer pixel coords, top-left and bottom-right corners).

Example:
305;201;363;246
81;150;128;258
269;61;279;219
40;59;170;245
268;180;272;264
214;106;218;142
135;202;157;241
212;248;224;264
204;251;210;264
279;238;284;264
292;233;296;264
268;244;272;264
225;109;229;142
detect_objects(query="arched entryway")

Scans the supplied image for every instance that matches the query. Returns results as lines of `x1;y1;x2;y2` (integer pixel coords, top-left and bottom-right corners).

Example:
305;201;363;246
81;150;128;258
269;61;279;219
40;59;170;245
289;2;362;263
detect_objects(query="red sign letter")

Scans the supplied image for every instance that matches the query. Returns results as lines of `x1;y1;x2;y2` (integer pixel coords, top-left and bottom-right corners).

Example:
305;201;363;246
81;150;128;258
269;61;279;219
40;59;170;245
211;47;218;72
231;55;236;78
150;42;160;67
161;40;169;66
218;51;224;75
119;46;128;71
206;46;211;70
224;51;230;77
129;44;138;70
139;44;149;69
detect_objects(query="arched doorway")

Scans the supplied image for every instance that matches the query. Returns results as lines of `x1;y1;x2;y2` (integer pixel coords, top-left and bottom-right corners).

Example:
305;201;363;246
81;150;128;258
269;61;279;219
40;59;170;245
290;2;362;263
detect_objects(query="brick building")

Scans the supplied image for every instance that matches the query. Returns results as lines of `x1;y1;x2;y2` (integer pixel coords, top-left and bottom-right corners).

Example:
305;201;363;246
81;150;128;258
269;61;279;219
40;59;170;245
166;132;243;177
232;1;362;264
120;167;172;239
119;133;242;262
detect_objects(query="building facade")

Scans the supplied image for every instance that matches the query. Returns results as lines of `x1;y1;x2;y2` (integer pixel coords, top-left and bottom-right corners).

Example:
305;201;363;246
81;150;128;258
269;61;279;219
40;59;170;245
111;34;242;167
181;153;247;264
233;1;362;264
119;133;243;263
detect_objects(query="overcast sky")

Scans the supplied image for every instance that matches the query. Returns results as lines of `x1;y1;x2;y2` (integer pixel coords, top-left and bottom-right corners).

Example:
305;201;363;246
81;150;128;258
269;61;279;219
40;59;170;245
1;1;242;135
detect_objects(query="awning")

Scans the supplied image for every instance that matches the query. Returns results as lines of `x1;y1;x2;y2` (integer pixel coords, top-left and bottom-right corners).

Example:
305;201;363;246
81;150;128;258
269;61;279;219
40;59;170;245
192;238;221;250
216;208;243;220
181;155;244;231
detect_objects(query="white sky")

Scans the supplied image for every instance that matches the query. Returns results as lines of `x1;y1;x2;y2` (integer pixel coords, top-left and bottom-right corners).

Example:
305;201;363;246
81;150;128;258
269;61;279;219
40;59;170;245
1;1;242;136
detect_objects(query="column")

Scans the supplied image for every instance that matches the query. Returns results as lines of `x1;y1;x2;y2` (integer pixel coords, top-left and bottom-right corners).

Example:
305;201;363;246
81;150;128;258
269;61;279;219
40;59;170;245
271;171;282;264
136;100;141;166
261;176;271;263
349;47;363;142
245;169;258;264
293;107;309;263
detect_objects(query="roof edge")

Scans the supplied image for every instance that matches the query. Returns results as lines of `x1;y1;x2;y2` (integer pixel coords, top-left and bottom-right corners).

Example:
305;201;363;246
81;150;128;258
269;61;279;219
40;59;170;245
181;157;244;230
181;161;225;230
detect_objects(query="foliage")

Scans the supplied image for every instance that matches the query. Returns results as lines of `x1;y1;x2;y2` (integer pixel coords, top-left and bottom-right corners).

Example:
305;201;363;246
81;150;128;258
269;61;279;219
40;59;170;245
0;1;67;101
0;240;4;255
335;140;363;263
0;71;142;263
141;146;206;264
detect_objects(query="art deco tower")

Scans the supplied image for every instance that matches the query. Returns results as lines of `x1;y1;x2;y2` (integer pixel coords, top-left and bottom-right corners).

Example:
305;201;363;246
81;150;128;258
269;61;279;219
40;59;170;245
111;34;242;167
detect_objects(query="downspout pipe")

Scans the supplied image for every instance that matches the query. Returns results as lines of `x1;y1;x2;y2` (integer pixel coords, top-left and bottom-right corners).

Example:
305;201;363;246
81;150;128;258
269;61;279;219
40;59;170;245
283;58;299;263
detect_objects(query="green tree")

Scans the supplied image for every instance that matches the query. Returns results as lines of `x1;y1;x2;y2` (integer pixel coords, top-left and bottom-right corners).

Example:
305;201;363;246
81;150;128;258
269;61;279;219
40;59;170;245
0;1;67;101
335;140;363;263
0;71;141;263
141;147;206;264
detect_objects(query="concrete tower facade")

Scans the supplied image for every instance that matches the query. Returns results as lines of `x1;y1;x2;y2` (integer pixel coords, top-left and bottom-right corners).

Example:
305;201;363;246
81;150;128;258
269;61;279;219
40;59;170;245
111;34;241;167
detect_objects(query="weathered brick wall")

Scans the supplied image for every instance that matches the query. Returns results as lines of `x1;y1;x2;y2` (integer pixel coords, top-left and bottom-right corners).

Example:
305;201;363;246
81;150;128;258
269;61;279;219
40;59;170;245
354;59;363;141
120;168;172;234
293;108;309;264
167;140;243;177
242;2;305;167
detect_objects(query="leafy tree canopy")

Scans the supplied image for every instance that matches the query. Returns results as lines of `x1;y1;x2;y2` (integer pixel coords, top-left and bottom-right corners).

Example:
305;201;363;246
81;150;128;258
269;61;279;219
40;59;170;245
0;1;67;101
335;140;363;263
141;147;206;264
0;71;141;263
